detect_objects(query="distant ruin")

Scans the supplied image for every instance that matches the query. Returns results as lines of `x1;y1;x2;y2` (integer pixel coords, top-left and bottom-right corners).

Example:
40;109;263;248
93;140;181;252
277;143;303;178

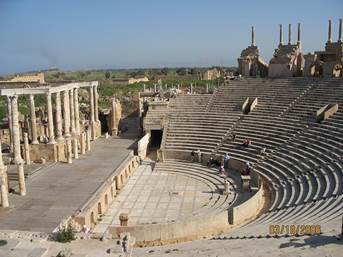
237;26;268;77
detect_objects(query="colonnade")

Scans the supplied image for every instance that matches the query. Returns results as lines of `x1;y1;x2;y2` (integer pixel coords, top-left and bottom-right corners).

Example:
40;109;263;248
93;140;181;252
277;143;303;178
0;81;100;204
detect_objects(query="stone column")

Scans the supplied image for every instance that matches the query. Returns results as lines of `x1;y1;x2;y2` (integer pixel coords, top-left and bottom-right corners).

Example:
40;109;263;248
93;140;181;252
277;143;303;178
46;92;56;144
86;129;91;151
0;143;9;208
339;18;342;42
89;86;95;139
328;19;332;43
297;23;301;45
251;26;255;46
190;83;193;94
63;90;71;138
69;89;76;136
74;88;80;135
206;83;209;93
154;84;157;93
94;85;99;123
177;84;180;91
80;132;86;154
10;96;26;196
143;84;146;92
55;91;63;141
66;138;72;164
23;132;30;165
111;98;117;136
279;24;283;45
29;94;39;144
72;138;78;159
288;24;292;45
6;97;13;152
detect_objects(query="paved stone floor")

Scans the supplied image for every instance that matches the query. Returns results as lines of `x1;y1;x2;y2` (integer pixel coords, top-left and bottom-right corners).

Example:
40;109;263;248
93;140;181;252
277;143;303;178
93;161;236;235
0;226;342;257
0;137;135;233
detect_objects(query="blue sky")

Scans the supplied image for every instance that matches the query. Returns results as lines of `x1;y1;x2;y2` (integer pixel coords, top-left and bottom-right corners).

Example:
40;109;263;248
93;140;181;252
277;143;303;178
0;0;342;75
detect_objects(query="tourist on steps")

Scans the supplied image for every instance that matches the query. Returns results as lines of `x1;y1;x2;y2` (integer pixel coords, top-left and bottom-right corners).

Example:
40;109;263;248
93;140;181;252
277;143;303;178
223;153;231;169
242;138;251;147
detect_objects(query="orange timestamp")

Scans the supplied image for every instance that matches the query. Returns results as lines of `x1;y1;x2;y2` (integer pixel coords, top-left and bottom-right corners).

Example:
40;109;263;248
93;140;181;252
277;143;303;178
269;224;321;235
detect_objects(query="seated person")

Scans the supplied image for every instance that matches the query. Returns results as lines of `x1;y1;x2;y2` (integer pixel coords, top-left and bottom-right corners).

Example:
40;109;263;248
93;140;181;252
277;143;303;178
207;156;221;167
242;162;252;175
242;138;251;147
219;164;225;174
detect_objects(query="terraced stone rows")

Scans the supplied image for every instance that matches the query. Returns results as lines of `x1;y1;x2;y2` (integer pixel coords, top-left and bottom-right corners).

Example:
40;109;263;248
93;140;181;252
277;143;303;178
163;77;343;237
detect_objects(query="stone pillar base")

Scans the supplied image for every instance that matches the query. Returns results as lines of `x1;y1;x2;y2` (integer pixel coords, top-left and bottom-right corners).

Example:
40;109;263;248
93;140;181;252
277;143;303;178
30;141;67;163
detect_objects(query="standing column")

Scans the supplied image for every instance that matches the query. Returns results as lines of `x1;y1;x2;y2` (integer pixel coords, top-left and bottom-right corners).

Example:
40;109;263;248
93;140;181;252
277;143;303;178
74;88;80;135
23;132;30;165
66;138;72;164
55;92;63;141
154;84;157;93
69;89;76;136
63;90;71;138
10;96;26;196
190;83;193;94
279;24;283;46
297;23;301;45
80;132;86;154
339;18;342;42
29;95;38;144
86;129;91;151
288;24;292;45
328;19;332;43
111;98;117;136
94;85;99;122
6;97;13;152
89;86;95;140
0;142;9;208
251;26;255;47
46;92;56;144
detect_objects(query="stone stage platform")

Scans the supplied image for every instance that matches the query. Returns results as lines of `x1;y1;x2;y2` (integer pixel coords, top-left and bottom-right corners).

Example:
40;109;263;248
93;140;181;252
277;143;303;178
0;137;135;233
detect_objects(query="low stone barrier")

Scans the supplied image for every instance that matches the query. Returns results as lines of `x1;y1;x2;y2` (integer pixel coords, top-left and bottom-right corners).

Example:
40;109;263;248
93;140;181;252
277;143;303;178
316;103;338;122
137;133;151;159
73;152;139;229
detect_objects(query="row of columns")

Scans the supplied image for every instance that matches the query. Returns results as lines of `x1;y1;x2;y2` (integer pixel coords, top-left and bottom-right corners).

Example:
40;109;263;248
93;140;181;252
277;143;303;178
3;85;99;198
22;85;98;146
328;18;342;43
279;23;301;46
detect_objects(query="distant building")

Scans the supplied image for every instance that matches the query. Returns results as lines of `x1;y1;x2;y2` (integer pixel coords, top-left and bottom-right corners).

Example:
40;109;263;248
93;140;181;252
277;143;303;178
202;68;221;80
1;72;46;84
268;24;304;78
128;76;149;84
112;75;149;85
304;19;343;77
237;26;268;77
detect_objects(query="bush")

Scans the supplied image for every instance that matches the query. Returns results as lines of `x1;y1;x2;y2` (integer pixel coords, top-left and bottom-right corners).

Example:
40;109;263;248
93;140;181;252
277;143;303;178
55;225;75;243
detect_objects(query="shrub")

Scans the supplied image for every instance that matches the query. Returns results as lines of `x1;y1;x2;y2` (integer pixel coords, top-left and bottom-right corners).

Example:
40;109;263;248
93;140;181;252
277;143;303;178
55;225;75;243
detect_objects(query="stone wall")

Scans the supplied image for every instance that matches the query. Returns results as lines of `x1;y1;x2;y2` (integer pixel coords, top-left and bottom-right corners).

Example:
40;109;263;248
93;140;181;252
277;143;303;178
73;153;139;229
137;133;151;159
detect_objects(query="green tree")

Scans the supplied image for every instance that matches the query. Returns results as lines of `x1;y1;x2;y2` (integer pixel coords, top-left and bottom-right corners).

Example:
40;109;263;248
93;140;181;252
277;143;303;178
105;71;111;79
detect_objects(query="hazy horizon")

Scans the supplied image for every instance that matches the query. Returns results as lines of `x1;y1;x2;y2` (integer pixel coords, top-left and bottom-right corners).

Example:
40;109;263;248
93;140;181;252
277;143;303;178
1;0;342;75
